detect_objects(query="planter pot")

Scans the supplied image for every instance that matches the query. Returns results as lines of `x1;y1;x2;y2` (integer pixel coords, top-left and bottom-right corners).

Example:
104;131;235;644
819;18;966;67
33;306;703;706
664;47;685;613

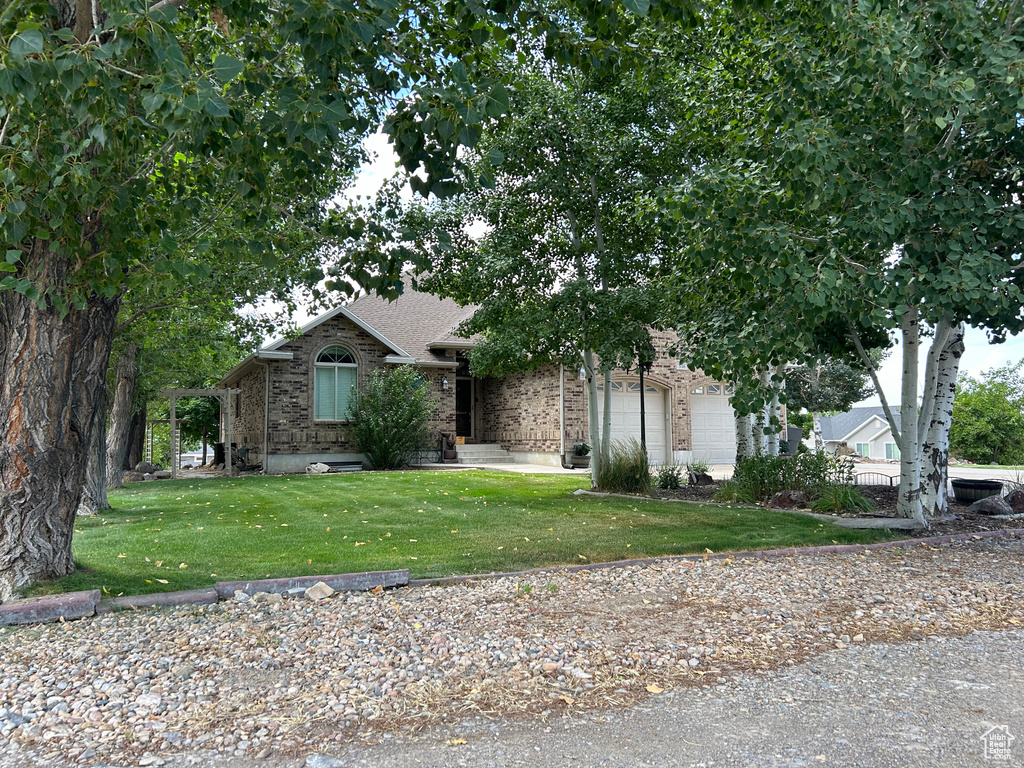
570;455;591;468
950;478;1003;505
443;449;458;461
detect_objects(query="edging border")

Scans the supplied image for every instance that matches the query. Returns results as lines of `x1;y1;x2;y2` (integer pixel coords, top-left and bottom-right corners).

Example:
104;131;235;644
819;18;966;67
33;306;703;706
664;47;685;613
3;531;1021;626
407;528;1024;587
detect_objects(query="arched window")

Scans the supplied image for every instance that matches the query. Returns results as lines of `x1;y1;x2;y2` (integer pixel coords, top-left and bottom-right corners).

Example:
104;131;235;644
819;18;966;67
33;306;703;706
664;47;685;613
314;345;357;420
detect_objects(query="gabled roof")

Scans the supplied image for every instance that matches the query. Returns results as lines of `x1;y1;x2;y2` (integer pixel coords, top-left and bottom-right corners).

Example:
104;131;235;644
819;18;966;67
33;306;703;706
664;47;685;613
262;305;410;357
341;276;478;365
818;407;902;442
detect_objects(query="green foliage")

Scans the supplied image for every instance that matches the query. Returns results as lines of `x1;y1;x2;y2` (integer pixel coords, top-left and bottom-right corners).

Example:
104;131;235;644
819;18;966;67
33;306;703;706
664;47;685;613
950;362;1024;465
174;397;220;451
654;464;683;490
715;453;855;505
597;438;652;494
573;443;591;457
786;358;876;416
345;366;435;470
31;471;893;597
810;485;874;514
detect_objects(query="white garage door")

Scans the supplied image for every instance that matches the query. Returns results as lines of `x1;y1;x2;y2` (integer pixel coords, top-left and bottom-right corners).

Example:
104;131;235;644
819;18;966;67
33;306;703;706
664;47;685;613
690;385;736;464
596;380;668;465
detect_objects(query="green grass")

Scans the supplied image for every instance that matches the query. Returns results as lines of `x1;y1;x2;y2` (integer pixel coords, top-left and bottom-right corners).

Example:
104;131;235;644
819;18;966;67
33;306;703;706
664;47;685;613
33;470;897;598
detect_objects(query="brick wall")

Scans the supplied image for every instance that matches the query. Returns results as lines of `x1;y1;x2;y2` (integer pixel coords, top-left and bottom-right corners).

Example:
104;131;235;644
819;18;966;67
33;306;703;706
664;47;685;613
230;366;266;456
264;314;455;456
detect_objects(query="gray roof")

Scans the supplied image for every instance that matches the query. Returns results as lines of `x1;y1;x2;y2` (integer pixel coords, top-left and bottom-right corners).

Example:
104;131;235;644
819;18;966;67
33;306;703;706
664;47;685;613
344;276;477;365
818;407;901;442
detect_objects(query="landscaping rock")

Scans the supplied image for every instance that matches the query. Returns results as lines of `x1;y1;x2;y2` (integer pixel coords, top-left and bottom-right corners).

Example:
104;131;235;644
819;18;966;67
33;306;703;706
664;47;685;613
153;470;171;479
252;591;283;605
967;495;1013;516
122;471;146;483
1005;489;1024;515
307;462;331;474
304;581;335;600
134;461;156;474
306;755;345;768
689;472;714;486
143;473;156;481
769;490;807;509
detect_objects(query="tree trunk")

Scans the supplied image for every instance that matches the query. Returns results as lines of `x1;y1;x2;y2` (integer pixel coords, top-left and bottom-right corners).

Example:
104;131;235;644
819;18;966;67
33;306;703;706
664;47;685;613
77;386;111;517
600;369;612;463
0;247;120;601
766;366;782;457
202;432;208;466
812;411;824;451
895;302;925;525
584;350;601;489
735;412;752;464
105;343;139;488
125;405;146;470
920;323;965;519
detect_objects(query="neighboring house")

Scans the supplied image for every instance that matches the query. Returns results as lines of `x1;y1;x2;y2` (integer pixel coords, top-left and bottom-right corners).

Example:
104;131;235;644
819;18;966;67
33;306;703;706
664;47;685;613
808;407;903;460
217;279;746;473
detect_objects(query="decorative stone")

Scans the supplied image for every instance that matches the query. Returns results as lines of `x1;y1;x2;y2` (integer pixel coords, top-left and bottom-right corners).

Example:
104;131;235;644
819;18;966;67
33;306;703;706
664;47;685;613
154;470;171;479
1004;488;1024;515
769;490;807;509
690;472;714;486
305;755;345;768
967;495;1014;516
143;473;156;481
304;582;335;600
307;462;332;474
134;461;156;474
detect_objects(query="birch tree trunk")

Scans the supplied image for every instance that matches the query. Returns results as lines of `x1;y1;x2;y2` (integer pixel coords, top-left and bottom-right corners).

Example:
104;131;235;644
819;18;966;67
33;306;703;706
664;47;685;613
584;350;601;489
735;412;753;463
812;412;825;451
600;369;612;465
106;343;139;488
0;245;120;601
77;388;111;517
751;412;764;456
896;303;925;525
920;323;965;519
766;365;783;457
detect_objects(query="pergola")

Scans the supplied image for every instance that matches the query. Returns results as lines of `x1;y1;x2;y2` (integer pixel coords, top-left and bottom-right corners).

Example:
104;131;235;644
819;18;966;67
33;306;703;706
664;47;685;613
159;387;240;479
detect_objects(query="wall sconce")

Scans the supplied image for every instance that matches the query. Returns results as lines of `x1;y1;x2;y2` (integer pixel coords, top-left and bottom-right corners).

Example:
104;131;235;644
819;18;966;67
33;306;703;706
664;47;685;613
578;367;587;381
442;377;449;390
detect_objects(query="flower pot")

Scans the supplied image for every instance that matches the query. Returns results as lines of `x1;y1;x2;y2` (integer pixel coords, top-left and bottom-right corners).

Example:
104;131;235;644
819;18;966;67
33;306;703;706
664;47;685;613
950;478;1003;504
570;455;590;468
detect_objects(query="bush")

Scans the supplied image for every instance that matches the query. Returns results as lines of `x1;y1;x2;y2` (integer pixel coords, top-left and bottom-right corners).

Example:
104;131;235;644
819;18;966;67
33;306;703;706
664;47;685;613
714;452;855;505
345;366;435;470
687;458;710;475
597;438;651;494
654;464;683;490
810;485;874;513
573;443;591;457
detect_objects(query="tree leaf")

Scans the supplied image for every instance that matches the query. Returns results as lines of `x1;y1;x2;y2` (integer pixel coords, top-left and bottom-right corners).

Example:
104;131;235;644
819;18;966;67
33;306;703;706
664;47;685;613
10;29;44;56
212;54;244;82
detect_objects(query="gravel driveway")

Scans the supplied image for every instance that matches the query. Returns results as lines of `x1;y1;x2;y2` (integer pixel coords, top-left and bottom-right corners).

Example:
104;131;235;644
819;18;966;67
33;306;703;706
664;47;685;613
1;536;1021;768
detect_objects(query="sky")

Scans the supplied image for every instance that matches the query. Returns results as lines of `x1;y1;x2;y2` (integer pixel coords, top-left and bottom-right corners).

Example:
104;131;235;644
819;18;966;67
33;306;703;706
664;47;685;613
282;132;1024;400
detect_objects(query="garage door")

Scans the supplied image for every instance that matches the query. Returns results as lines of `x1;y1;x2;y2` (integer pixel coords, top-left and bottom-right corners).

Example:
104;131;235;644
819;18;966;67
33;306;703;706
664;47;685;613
596;380;668;465
690;384;736;464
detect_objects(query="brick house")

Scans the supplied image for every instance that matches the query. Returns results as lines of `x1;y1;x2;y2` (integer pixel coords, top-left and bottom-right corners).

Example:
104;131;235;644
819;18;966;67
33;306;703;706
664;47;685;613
218;281;741;473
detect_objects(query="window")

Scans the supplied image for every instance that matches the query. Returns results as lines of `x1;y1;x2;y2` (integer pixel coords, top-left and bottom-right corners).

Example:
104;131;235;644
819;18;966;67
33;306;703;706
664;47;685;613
708;384;721;394
627;382;641;392
855;442;870;457
885;443;901;460
314;345;357;421
691;385;704;395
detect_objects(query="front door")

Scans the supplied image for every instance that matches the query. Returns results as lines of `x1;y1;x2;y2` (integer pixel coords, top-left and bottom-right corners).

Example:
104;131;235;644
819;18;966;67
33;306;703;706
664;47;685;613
456;377;474;438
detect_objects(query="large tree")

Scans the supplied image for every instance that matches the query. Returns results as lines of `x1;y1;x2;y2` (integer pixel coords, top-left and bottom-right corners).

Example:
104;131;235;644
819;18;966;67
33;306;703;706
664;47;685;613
0;0;694;599
950;362;1024;465
663;0;1024;524
391;60;685;485
786;357;877;451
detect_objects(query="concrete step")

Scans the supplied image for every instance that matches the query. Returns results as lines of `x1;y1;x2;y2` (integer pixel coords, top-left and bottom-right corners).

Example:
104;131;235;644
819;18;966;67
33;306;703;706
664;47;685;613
455;444;512;463
456;456;512;464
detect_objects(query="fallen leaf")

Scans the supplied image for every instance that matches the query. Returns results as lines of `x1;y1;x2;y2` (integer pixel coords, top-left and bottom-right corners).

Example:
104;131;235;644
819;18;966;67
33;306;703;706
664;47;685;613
155;560;163;567
155;579;169;584
178;563;187;569
446;738;467;746
642;599;651;604
117;553;127;558
646;684;664;693
370;585;383;595
558;695;575;704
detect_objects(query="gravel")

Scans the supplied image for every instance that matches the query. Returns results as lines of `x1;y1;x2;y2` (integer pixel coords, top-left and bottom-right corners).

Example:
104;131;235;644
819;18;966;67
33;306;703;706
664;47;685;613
0;536;1021;767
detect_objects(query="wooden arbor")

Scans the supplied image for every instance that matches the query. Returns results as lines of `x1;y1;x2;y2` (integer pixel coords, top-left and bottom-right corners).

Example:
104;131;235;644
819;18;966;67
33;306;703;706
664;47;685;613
159;388;240;479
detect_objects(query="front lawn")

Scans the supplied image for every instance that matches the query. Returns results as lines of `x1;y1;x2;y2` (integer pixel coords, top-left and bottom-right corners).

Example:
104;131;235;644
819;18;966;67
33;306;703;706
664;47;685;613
35;470;896;597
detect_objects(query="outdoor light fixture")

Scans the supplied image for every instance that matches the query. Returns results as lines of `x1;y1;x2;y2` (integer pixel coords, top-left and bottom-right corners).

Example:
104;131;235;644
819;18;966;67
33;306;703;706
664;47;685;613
578;367;587;381
442;377;449;390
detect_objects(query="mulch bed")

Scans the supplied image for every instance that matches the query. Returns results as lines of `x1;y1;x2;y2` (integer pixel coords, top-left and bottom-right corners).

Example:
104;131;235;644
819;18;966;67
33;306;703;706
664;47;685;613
648;482;1024;534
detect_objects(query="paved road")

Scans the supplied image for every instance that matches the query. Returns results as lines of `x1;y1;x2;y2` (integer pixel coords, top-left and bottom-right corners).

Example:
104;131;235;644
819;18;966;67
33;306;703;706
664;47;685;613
6;630;1019;768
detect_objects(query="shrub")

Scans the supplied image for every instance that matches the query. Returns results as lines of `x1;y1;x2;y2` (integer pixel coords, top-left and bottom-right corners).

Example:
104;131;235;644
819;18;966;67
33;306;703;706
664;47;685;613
810;485;874;513
345;366;435;470
654;464;683;490
573;443;591;457
597;438;651;494
715;452;855;504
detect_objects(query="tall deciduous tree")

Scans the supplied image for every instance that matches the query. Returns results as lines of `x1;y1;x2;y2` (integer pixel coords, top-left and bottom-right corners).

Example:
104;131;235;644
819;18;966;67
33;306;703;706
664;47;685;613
663;0;1024;524
786;357;876;451
396;62;683;485
950;362;1024;465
